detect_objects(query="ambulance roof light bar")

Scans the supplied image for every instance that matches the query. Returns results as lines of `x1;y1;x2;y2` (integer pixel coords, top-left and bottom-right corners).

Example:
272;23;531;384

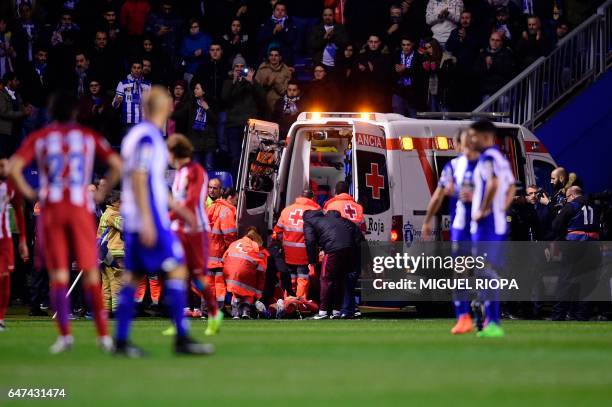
301;112;377;121
416;112;510;120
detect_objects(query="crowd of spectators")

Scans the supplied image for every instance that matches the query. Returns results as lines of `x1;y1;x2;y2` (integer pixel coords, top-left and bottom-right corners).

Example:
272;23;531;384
0;0;605;173
1;1;609;326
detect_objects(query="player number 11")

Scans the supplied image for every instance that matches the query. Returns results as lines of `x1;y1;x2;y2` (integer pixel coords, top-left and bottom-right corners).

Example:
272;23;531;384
582;205;594;225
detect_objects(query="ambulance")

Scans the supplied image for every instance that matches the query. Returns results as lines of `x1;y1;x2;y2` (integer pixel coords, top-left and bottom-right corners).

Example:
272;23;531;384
235;112;556;243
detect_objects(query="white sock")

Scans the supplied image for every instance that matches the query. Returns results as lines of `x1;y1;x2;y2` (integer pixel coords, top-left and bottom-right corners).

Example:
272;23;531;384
318;311;328;316
332;310;341;317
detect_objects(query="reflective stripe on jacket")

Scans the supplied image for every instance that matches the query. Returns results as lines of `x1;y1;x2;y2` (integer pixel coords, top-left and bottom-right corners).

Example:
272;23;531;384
206;199;237;268
223;237;267;298
273;197;320;265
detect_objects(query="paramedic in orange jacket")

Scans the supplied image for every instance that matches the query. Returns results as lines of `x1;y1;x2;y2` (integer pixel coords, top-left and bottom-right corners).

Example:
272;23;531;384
273;189;320;299
206;187;238;309
223;227;267;319
323;181;364;318
323;181;364;226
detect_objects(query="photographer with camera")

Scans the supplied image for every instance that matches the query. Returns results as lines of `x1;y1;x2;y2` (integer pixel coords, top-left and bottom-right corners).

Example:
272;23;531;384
525;184;554;241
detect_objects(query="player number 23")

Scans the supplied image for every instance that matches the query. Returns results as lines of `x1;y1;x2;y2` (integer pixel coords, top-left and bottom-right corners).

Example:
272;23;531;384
48;152;85;186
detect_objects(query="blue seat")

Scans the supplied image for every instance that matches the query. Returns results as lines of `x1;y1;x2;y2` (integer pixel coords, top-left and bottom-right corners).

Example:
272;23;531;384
208;170;234;188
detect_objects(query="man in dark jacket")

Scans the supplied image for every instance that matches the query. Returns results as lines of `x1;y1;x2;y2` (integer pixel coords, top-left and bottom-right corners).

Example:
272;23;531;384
525;184;554;240
145;0;183;65
515;16;552;70
303;209;362;319
0;72;31;158
194;43;230;154
88;30;122;93
257;2;298;66
21;47;51;133
392;36;424;117
473;31;515;101
356;34;393;112
446;10;482;111
308;7;350;70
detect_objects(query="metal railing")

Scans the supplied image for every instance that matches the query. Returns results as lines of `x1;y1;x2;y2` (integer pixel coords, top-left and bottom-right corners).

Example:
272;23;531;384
474;0;612;130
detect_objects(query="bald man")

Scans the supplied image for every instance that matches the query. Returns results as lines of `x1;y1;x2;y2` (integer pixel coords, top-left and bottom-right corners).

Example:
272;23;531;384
206;178;222;208
115;86;214;357
550;167;581;213
552;186;599;241
551;185;600;321
550;167;567;191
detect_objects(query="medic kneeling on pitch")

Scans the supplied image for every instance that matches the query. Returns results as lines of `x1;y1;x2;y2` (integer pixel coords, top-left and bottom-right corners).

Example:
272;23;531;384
224;227;268;319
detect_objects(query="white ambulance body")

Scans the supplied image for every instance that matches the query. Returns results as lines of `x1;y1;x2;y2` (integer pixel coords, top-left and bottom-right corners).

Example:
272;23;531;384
235;112;556;243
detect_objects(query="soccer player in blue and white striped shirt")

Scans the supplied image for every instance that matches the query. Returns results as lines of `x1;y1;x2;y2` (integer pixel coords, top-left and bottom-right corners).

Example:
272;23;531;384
113;86;213;357
470;120;516;338
113;61;151;131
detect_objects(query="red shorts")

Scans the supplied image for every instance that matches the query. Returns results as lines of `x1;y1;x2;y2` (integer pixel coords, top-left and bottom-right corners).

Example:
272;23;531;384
177;230;207;276
0;237;14;275
41;204;97;271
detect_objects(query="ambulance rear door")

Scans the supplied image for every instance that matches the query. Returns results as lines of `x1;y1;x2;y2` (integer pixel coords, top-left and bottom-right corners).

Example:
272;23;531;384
352;122;392;241
235;119;281;239
520;126;557;195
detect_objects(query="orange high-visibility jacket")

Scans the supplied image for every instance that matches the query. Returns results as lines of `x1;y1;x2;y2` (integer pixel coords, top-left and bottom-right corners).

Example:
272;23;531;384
273;197;320;265
323;193;364;225
223;236;267;299
206;199;238;268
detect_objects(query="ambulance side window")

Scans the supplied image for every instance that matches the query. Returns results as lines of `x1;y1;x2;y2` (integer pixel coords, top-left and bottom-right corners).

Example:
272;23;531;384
356;150;390;215
533;159;555;195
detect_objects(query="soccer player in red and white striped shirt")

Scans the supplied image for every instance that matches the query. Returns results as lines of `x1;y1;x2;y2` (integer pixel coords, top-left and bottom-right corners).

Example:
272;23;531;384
8;91;122;353
0;158;29;331
167;134;222;336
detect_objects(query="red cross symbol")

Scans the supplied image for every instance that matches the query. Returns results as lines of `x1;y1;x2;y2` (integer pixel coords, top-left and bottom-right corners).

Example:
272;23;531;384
365;162;385;199
288;209;304;226
344;204;357;220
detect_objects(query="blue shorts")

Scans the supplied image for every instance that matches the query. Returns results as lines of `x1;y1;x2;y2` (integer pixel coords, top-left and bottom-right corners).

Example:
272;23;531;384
451;227;471;242
125;229;185;274
471;230;506;269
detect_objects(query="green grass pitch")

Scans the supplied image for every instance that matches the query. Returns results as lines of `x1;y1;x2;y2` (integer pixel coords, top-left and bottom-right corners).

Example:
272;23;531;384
1;318;612;406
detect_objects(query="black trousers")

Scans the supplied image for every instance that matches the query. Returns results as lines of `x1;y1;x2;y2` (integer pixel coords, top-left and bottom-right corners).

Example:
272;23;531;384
320;248;354;312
